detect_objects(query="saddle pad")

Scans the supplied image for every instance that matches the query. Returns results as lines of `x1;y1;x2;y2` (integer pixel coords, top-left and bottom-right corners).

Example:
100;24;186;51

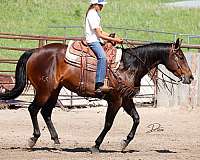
65;40;122;70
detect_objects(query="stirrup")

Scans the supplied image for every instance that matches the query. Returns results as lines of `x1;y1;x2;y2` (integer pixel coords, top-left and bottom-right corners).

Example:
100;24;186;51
96;79;113;93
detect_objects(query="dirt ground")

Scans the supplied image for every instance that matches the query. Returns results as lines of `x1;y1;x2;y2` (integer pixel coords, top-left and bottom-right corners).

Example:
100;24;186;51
0;106;200;160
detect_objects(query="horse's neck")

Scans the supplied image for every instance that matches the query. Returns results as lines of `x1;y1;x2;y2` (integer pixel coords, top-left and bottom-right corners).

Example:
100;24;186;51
139;51;164;76
121;47;167;85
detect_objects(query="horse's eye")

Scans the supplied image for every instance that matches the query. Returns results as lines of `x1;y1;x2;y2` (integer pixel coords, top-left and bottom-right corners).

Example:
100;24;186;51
175;52;184;60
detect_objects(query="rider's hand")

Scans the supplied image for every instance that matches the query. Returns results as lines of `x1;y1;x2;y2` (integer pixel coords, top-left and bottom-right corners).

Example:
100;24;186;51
114;38;123;44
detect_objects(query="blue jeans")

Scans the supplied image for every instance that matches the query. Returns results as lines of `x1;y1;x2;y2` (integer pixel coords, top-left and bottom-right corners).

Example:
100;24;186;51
88;41;107;84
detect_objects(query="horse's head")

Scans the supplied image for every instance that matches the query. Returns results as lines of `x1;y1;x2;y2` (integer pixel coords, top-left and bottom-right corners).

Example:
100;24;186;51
165;38;194;84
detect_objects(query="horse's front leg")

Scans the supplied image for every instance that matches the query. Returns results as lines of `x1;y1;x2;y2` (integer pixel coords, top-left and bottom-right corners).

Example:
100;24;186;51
121;98;140;152
91;96;122;153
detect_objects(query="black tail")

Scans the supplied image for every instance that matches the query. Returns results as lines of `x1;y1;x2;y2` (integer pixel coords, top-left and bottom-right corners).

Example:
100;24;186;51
0;50;34;100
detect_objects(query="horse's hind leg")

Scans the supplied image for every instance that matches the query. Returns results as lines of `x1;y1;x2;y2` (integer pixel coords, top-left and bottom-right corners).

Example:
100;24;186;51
28;90;51;148
40;86;62;147
121;98;140;152
91;96;122;152
28;99;43;148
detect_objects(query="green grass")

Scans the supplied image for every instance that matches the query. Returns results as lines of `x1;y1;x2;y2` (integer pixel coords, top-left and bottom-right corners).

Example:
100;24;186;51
0;0;200;61
0;0;200;36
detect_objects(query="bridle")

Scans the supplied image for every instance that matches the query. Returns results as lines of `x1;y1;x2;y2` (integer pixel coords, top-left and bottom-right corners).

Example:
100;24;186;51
156;44;187;94
170;43;185;81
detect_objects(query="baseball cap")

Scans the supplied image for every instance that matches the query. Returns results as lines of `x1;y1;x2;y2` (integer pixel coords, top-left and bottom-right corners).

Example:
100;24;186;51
90;0;107;5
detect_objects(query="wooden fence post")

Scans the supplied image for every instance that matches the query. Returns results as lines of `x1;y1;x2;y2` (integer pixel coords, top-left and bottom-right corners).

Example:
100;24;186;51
39;40;45;47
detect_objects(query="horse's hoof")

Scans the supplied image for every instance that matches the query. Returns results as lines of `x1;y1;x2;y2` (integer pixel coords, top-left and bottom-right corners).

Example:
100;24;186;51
120;139;128;152
28;137;36;148
53;143;61;150
90;145;100;154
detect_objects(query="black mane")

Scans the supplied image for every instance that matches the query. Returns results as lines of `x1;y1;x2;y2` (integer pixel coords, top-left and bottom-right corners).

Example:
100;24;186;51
122;42;172;70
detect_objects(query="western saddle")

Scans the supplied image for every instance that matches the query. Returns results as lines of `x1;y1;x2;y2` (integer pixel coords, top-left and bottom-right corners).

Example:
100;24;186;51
65;34;121;94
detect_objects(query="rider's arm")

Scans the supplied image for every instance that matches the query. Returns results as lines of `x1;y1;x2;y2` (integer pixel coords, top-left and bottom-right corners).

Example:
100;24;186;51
95;28;123;44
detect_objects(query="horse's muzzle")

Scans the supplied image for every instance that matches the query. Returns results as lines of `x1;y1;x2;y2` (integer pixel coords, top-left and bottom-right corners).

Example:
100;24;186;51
182;74;194;84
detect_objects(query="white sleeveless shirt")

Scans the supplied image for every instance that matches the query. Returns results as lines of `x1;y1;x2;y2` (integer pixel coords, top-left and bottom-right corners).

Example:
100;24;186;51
85;9;102;43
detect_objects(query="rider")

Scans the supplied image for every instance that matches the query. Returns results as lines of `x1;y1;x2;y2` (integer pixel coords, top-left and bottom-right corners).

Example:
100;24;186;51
85;0;123;95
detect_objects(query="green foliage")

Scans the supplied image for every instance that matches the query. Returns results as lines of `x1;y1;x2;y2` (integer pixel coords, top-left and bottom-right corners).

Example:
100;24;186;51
0;0;199;61
0;0;199;36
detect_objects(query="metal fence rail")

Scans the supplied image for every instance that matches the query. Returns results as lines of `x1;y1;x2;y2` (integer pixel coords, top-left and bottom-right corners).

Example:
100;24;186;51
0;31;200;108
48;25;200;45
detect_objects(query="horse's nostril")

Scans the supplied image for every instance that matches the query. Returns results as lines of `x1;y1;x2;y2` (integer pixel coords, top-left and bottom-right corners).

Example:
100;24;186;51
190;75;194;81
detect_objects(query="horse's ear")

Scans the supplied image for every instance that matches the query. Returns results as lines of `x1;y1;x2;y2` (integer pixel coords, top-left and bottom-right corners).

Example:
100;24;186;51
180;39;183;45
175;38;181;49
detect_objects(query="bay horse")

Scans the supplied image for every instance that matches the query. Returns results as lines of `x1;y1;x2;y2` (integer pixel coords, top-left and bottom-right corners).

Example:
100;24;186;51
0;38;193;152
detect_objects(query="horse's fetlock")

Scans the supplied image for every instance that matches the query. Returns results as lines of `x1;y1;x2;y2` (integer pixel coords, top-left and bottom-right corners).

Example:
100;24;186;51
134;117;140;125
33;132;41;139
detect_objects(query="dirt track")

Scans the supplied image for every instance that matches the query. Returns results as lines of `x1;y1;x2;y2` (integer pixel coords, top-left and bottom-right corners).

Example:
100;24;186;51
0;106;200;160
